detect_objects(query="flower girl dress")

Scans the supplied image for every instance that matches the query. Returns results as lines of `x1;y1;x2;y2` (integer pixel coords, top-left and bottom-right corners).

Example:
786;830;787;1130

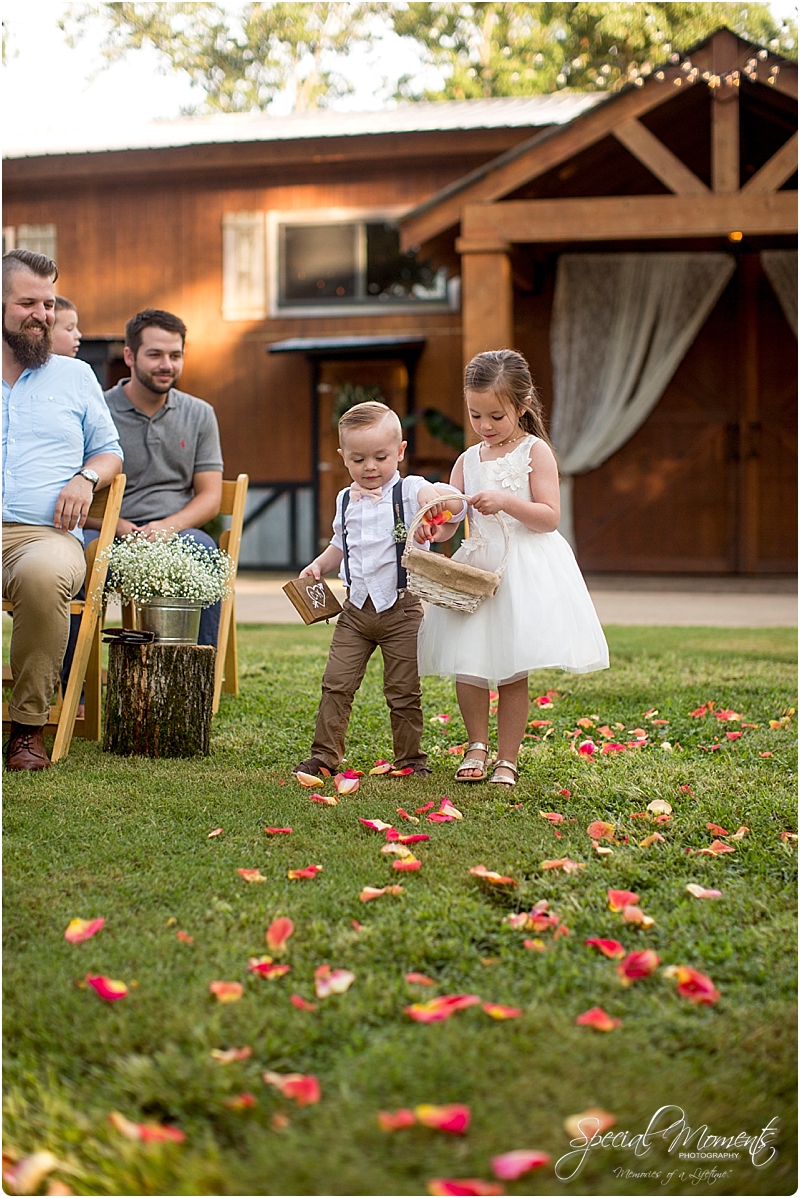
417;435;609;687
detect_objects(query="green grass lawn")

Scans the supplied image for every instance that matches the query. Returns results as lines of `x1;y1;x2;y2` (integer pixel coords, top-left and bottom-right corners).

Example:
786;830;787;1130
3;624;797;1197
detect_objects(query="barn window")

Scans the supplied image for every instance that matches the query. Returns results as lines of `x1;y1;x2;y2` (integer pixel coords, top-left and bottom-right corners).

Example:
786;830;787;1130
4;224;57;260
275;218;448;312
222;212;267;321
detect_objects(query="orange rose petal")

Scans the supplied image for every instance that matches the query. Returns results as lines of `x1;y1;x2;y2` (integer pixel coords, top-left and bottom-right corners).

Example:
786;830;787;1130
237;869;267;883
694;839;736;856
85;974;128;1001
207;827;223;838
64;917;105;944
360;884;404;901
427;1180;504;1196
314;964;356;998
523;938;546;951
209;981;243;1003
616;950;661;985
406;972;435;985
607;889;639;911
391;767;415;776
647;800;672;815
686;884;722;899
310;793;338;805
370;760;394;775
262;1071;321;1105
396;808;420;823
176;930;194;943
553;924;571;940
266;917;294;954
335;773;360;795
224;1092;258;1111
639;833;666;848
592;840;614;855
290;994;317;1011
288;864;323;879
482;1003;523;1020
379;1108;417;1131
405;994;481;1022
248;958;291;980
416;802;435;813
438;798;463;820
575;1006;621;1032
621;905;655;927
416;1103;471;1134
706;823;730;836
731;826;749;839
539;812;566;823
563;1108;617;1139
490;1150;551;1181
109;1111;185;1142
210;1047;252;1063
470;865;518;887
664;965;720;1005
586;821;615;841
541;858;585;873
359;819;395;833
585;938;625;959
393;858;422;871
265;827;292;835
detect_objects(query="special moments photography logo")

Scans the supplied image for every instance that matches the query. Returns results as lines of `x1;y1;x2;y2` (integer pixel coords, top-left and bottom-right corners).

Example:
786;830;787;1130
555;1107;780;1181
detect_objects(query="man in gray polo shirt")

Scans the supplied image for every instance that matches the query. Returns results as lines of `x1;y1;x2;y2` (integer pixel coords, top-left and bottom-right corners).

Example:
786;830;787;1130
102;308;224;645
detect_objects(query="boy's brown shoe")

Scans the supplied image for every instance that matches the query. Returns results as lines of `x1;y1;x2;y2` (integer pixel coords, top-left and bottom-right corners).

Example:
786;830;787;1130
6;722;51;771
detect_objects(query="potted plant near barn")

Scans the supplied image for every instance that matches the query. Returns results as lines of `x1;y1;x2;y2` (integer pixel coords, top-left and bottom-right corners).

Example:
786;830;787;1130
101;531;235;644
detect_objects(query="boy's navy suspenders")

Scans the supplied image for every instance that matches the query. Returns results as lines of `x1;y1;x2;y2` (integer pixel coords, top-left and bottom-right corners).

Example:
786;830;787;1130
340;479;407;594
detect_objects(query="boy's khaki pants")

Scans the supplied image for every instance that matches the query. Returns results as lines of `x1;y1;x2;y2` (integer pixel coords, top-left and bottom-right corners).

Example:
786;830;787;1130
2;524;86;725
311;593;427;771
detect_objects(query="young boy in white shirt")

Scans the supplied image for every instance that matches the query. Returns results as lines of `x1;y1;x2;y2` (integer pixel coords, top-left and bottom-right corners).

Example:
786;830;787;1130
294;401;460;779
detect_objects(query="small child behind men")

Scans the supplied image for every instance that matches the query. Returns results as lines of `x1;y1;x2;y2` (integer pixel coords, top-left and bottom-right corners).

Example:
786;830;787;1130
294;401;459;779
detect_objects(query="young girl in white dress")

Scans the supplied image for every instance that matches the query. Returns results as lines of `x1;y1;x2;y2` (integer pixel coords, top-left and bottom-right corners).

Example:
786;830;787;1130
417;349;609;787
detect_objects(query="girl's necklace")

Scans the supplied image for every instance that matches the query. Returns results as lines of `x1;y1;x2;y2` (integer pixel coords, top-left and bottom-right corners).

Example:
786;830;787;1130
488;431;525;450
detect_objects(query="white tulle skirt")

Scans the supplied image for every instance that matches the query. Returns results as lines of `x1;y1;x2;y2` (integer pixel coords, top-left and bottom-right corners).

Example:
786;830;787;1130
417;529;609;688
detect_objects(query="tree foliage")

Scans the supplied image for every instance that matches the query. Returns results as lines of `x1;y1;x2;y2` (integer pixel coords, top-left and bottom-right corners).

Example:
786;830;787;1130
61;2;797;113
391;3;797;100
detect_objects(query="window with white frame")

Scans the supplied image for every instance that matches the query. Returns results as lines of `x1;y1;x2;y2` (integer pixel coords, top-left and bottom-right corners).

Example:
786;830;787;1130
3;224;57;260
222;212;267;321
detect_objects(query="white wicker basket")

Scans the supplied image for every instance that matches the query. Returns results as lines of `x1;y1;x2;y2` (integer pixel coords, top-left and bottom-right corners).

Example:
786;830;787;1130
402;494;510;613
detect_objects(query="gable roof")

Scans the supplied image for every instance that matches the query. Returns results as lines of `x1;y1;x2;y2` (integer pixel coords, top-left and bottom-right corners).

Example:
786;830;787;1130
400;28;798;250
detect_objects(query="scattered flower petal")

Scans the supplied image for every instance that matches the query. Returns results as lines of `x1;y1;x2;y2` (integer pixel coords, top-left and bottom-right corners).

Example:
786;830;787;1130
575;1007;620;1032
209;981;243;1003
600;742;626;755
248;957;290;980
553;924;571;940
379;1108;417;1131
393;858;422;871
780;830;797;841
577;740;597;757
563;1109;617;1139
616;950;660;985
663;965;720;1005
176;930;194;943
406;972;435;985
262;1072;320;1105
391;767;415;776
314;965;355;998
288;864;323;879
85;975;128;1002
524;938;546;951
207;827;223;838
482;1003;523;1020
335;773;360;795
470;865;518;887
396;808;419;823
3;1153;69;1195
430;712;451;724
607;889;639;911
732;826;749;839
541;858;585;874
64;918;105;944
686;884;722;899
416;802;435;813
265;827;292;835
586;821;615;841
109;1112;186;1143
621;905;655;927
310;792;338;805
290;994;317;1011
557;788;572;798
439;798;463;819
295;772;324;789
238;869;267;883
210;1047;252;1064
360;885;404;901
224;1093;257;1110
647;800;672;815
405;994;481;1022
694;839;736;856
715;709;742;721
266;917;294;954
490;1150;550;1181
592;841;614;855
679;786;694;795
360;819;395;833
370;760;394;775
416;1104;471;1134
539;812;565;824
584;938;625;959
427;1180;503;1196
639;833;665;848
529;719;552;728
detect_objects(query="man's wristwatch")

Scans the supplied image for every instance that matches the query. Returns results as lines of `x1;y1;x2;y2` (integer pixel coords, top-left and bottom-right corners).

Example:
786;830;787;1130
75;468;100;491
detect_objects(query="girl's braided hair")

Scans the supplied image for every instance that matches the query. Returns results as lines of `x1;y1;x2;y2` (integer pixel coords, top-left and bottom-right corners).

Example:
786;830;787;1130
464;349;554;453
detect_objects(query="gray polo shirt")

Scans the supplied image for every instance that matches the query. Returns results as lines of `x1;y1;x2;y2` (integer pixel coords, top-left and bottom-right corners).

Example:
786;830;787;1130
105;380;224;524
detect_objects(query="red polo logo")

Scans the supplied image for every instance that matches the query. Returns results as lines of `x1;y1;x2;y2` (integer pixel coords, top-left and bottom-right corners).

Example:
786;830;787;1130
180;440;186;448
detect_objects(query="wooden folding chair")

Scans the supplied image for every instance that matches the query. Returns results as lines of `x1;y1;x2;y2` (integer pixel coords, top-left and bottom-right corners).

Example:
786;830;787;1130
2;473;126;762
213;473;249;714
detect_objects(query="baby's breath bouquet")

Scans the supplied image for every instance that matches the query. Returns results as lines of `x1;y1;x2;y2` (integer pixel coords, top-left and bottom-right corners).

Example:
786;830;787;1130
100;531;235;608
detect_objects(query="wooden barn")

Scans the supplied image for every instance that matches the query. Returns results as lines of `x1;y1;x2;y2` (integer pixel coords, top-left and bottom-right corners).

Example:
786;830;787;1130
3;27;796;574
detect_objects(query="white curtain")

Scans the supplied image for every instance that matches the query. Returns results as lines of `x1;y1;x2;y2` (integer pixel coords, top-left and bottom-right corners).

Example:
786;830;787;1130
761;250;798;337
550;252;736;547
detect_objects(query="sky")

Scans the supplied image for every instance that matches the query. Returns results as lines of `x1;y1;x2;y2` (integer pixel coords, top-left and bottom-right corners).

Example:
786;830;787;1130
2;0;798;156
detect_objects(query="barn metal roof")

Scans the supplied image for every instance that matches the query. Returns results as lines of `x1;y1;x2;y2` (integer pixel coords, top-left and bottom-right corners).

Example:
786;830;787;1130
3;94;605;160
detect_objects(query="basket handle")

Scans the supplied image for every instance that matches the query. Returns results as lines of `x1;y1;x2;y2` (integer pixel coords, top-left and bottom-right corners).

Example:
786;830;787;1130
405;492;511;579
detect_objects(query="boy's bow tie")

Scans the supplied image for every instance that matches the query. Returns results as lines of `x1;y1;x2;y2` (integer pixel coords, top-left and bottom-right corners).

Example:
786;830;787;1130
349;482;384;504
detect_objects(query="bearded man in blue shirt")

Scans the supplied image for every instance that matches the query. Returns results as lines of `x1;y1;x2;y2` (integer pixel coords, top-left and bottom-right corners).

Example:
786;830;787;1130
2;249;123;771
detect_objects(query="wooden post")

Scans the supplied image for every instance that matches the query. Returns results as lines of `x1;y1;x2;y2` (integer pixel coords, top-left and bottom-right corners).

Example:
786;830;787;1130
457;228;514;445
738;254;761;573
104;643;215;757
711;30;740;194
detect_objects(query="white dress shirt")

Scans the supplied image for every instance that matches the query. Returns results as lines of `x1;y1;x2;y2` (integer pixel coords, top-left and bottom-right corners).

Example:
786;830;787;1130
331;471;430;613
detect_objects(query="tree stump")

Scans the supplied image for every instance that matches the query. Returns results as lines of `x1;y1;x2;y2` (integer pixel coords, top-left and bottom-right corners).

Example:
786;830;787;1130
103;643;215;757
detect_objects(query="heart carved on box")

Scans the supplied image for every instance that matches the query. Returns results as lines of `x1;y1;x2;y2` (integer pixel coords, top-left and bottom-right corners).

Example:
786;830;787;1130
306;583;327;609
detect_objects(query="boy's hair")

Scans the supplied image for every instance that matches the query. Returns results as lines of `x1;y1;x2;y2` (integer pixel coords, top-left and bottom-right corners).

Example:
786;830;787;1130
338;401;403;445
54;295;77;314
465;349;554;453
2;248;58;300
125;308;187;356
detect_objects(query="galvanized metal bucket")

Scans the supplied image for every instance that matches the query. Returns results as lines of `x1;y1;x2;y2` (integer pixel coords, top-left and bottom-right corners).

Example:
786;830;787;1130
133;597;202;644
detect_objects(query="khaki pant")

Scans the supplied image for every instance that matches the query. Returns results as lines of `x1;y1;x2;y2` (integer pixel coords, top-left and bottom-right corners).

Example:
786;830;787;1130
2;524;86;726
311;593;426;771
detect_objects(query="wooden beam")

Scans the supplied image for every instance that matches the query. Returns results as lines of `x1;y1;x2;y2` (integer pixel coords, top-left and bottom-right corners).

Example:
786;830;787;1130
710;29;740;194
460;192;797;244
741;131;798;194
400;68;695;250
613;117;710;195
461;249;513;442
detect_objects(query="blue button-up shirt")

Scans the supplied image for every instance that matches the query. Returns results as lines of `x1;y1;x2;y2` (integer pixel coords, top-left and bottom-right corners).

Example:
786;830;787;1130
2;355;123;541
